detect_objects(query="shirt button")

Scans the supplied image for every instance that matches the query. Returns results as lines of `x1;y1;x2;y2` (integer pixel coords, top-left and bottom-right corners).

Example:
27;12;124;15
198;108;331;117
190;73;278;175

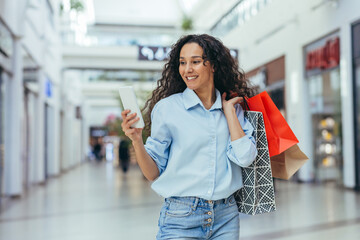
208;200;213;204
207;218;212;222
208;211;212;215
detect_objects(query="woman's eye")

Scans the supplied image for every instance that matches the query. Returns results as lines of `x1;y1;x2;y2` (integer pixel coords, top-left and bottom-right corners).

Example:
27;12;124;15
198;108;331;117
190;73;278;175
193;61;200;64
180;61;186;65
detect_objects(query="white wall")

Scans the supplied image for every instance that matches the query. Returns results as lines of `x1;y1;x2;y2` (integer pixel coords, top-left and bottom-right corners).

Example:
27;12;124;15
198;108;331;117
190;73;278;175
3;39;23;195
222;0;359;187
0;0;26;36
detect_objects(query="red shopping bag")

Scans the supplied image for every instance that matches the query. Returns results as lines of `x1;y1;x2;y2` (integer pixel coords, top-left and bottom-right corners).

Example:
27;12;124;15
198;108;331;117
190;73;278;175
246;91;299;157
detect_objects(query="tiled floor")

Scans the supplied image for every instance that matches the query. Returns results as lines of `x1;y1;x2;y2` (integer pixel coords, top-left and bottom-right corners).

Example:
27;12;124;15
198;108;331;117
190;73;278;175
0;161;359;240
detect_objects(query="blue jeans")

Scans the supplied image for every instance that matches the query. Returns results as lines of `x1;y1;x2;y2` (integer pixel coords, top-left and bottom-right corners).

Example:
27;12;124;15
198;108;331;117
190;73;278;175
156;195;239;239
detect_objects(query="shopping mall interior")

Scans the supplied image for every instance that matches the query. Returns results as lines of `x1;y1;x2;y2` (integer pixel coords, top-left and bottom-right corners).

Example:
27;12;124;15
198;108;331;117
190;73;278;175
1;0;360;239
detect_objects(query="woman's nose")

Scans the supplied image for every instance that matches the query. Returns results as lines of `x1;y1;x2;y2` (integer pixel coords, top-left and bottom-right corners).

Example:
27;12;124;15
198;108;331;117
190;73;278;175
185;63;193;73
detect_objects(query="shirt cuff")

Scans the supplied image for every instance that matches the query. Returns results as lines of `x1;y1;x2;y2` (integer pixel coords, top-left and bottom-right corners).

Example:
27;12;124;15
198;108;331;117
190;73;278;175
144;144;166;176
228;136;257;167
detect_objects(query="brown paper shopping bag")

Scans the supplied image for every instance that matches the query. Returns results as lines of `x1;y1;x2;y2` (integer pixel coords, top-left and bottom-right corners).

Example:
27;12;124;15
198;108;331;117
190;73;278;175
270;144;309;180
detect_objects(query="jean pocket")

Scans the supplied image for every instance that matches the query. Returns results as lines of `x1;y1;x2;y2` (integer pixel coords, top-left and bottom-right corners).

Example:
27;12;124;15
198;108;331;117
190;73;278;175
165;201;193;217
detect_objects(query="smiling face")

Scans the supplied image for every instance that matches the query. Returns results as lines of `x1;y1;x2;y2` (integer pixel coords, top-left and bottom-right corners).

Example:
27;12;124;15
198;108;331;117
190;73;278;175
179;42;215;94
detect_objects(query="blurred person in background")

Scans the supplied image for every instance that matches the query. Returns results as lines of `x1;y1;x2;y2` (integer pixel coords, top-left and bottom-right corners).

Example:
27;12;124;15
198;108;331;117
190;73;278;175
121;34;257;239
119;137;131;173
93;137;103;162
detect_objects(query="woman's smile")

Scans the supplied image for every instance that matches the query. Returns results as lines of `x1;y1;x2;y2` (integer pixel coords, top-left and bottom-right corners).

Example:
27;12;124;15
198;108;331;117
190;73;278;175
186;76;198;81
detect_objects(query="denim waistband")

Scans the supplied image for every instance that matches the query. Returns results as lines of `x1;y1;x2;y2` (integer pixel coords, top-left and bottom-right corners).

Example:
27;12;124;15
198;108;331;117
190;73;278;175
165;194;235;208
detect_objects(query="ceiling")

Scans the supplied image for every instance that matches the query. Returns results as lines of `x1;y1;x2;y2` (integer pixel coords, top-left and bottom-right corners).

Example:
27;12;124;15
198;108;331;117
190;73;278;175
91;0;199;27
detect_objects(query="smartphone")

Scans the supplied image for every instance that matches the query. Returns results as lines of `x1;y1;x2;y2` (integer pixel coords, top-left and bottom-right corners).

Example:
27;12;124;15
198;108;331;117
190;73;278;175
119;86;145;128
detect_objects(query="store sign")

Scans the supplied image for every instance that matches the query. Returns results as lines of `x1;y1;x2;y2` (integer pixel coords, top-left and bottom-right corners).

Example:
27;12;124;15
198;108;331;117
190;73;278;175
45;78;52;98
138;46;171;61
139;45;239;62
90;127;107;137
306;37;340;71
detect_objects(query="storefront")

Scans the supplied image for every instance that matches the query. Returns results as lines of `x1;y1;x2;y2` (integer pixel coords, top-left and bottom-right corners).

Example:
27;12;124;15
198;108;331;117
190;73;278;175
22;46;43;187
352;20;360;190
246;56;286;116
0;66;4;204
304;32;342;183
45;102;55;178
0;18;13;204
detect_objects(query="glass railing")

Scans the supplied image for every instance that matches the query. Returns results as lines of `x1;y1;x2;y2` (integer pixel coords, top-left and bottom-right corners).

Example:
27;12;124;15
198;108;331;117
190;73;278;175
61;30;180;47
211;0;272;37
64;69;161;83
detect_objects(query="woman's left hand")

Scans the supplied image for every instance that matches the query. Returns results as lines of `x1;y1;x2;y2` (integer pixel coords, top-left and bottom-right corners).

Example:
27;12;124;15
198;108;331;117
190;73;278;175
221;92;243;116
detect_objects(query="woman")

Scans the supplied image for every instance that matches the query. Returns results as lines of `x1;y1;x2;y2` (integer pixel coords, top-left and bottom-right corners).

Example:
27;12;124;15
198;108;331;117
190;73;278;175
118;137;130;173
121;34;257;239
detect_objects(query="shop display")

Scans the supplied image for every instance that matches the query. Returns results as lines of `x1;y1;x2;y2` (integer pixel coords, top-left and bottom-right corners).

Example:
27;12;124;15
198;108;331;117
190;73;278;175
0;68;5;203
352;21;360;189
313;114;342;181
305;32;343;184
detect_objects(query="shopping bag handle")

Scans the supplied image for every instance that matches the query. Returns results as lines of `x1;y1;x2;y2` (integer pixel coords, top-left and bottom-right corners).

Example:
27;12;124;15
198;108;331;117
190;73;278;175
229;90;250;112
239;96;250;112
243;97;250;111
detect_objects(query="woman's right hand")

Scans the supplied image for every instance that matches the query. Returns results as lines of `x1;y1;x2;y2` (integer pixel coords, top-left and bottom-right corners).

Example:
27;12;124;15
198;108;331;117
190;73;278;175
121;110;143;143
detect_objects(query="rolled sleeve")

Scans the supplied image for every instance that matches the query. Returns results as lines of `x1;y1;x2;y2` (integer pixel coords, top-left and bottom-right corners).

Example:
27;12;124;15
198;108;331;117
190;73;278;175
226;104;257;167
144;103;172;175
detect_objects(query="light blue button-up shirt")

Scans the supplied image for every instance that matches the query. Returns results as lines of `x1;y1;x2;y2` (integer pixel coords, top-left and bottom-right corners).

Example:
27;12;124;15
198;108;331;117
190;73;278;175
145;88;257;200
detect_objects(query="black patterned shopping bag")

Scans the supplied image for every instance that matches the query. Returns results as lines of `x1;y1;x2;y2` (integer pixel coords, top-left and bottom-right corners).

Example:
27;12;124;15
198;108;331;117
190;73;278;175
234;111;276;215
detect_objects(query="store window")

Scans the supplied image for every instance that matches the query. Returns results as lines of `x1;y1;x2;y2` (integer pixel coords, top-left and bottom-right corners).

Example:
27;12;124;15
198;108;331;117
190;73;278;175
0;19;12;206
308;70;342;182
305;33;342;183
354;61;360;163
0;67;4;204
355;64;360;188
269;87;285;114
352;21;360;190
247;56;286;116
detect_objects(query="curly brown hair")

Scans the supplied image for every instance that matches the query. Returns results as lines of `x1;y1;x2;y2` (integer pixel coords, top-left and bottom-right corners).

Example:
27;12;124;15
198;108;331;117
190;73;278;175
143;34;256;134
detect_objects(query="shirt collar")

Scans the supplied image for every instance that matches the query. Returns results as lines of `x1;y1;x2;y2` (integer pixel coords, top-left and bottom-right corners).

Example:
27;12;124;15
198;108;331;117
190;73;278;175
183;88;222;111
